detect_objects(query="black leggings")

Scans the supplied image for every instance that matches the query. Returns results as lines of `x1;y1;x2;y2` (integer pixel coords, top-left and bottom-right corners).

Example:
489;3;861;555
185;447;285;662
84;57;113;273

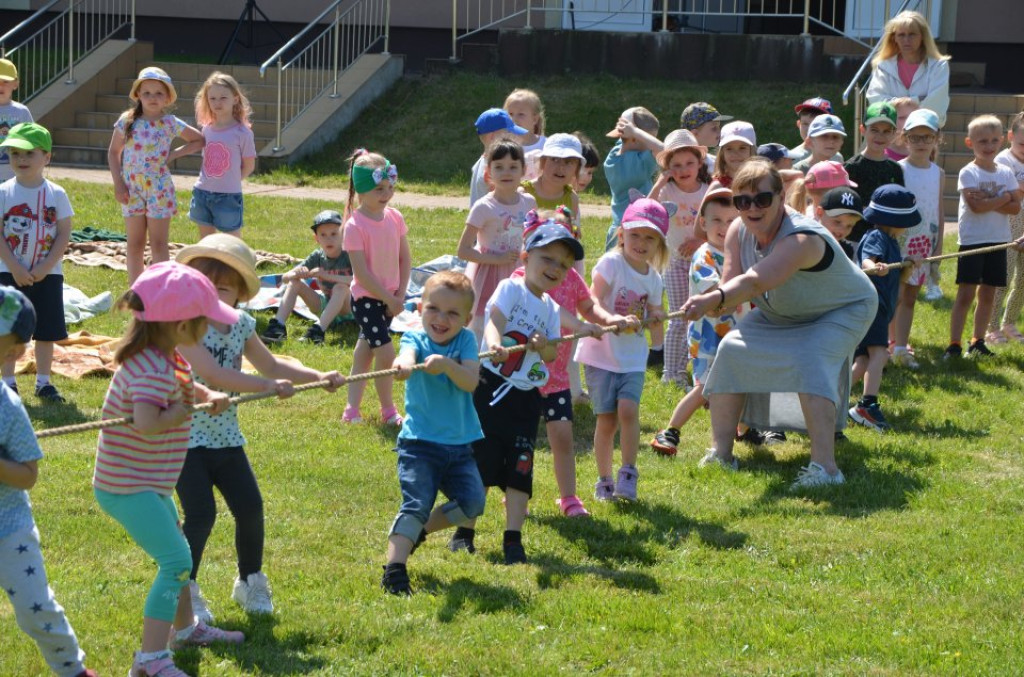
176;446;264;580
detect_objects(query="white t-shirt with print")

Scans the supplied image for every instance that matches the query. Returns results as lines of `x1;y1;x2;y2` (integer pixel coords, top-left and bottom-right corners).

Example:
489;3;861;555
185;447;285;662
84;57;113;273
957;162;1020;245
480;277;560;391
0;178;73;274
188;312;257;449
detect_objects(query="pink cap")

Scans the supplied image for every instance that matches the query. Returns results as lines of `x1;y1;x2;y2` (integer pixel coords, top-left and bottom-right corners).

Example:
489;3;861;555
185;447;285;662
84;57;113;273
622;198;669;240
131;261;239;325
804;161;857;190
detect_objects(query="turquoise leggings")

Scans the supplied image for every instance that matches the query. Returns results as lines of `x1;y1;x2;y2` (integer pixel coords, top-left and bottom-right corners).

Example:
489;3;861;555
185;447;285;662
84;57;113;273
95;489;192;622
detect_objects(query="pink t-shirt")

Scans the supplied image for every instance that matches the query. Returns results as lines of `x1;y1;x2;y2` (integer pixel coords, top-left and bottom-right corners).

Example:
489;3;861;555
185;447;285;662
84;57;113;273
511;266;590;395
897;59;920;90
466;192;533;255
343;207;409;301
660;181;708;259
194;122;256;194
93;347;194;496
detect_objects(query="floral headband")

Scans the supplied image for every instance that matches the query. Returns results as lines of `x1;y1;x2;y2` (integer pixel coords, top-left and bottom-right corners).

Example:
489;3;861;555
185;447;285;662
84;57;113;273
522;205;580;241
351;159;398;194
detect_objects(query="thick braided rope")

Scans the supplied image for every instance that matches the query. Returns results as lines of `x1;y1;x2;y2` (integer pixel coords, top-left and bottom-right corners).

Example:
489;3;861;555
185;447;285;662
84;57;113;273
34;309;688;439
892;241;1016;269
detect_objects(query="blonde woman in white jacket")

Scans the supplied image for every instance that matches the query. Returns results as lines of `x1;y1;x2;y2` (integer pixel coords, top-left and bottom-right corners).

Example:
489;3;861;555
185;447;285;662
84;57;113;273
866;10;950;127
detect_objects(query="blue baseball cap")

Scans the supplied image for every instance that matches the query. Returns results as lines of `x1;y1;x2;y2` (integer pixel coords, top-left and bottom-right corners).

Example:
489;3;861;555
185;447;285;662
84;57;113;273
525;222;584;261
475;108;528;136
0;285;36;343
863;184;921;229
756;142;796;164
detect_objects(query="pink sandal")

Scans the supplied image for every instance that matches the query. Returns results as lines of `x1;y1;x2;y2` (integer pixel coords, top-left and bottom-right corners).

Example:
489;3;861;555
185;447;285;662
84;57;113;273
342;405;363;424
556;495;590;518
380;406;403;426
1002;324;1024;343
986;330;1008;345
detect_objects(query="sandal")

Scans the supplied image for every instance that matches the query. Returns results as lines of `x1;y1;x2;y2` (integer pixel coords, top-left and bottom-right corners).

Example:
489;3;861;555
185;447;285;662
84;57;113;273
985;330;1008;345
342;405;364;424
1002;324;1024;343
380;407;403;426
556;495;590;518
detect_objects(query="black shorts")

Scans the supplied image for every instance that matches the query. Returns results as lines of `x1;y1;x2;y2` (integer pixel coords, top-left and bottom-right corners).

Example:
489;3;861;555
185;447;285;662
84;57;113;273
855;305;894;356
0;273;67;342
353;297;393;347
540;389;573;423
472;368;541;496
955;244;1007;287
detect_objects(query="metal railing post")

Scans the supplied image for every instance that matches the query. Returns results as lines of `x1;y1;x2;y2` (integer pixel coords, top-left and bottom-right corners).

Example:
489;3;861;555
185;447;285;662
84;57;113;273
525;0;532;30
383;0;391;54
330;6;341;97
65;0;75;84
273;59;284;152
130;0;137;42
661;1;668;32
854;84;863;155
802;0;810;35
450;0;457;62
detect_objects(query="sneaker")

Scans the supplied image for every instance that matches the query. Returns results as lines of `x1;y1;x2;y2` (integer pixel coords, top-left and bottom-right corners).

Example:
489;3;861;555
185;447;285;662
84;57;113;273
260;318;288;344
75;670;99;677
612;465;639;501
849;402;890;432
924;283;942;301
130;652;190;677
890;349;920;369
299;324;326;345
834;430;848;443
650;427;680;456
503;541;527;565
380;407;403;426
736;428;766;446
35;383;66;403
448;528;476;554
1003;324;1024;343
646;347;664;368
942;343;962;360
381;563;412;596
169;620;244;650
232;572;274;614
594;477;615;502
790;461;845;490
698;449;738;470
967;339;994;358
985;329;1008;345
555;495;590;517
762;430;787;445
188;580;214;624
342;404;364;424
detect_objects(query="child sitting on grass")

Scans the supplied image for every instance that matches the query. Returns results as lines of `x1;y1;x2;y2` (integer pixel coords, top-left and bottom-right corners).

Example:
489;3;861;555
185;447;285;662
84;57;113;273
260;209;352;345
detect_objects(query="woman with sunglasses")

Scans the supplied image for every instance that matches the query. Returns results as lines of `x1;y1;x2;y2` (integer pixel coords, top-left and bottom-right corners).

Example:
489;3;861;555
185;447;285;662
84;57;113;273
681;159;877;490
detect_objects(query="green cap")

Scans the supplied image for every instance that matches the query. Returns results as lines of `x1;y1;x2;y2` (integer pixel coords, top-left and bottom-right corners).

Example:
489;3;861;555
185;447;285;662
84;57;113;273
0;122;52;153
863;102;897;128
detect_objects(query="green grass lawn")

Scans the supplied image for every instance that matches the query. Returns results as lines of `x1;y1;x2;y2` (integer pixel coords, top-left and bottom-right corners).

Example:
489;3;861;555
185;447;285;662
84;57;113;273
3;179;1024;676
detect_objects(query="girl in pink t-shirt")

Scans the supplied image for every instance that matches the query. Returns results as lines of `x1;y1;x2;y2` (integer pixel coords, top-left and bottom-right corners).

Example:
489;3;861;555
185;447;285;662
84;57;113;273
342;149;411;425
190;71;257;238
457;138;536;340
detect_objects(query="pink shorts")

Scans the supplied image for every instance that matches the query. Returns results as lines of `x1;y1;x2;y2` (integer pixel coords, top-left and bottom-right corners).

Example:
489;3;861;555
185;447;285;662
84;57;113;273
122;171;177;219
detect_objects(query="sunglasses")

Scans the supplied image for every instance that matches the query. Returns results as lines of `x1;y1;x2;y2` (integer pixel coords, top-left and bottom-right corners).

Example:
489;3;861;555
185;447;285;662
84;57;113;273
907;134;936;144
732;191;776;211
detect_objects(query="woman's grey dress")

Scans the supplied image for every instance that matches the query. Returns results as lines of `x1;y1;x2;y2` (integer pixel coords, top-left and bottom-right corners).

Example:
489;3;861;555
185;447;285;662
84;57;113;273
703;212;877;432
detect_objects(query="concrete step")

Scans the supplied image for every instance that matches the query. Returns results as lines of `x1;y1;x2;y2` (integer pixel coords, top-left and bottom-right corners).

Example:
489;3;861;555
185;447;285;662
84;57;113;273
149;62;272;84
948;93;1024;115
943;111;1018;130
51;145;203;173
115;76;301;103
94;93;280;119
70;111;279;139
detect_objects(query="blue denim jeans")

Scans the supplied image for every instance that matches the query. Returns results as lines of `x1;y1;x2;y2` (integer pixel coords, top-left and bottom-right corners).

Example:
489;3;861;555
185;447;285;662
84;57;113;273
390;438;486;542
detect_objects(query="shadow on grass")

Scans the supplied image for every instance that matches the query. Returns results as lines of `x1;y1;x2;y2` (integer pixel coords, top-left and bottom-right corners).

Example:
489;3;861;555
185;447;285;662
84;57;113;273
24;399;92;430
528;551;660;593
416;574;528;623
187;614;326;675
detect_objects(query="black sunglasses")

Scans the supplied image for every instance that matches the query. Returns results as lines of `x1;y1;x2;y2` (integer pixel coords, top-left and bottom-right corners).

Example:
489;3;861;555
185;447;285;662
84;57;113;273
732;191;776;211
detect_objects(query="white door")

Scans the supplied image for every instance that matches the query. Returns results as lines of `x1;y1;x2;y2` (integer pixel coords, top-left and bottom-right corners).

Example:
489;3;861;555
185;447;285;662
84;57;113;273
562;0;654;32
845;0;942;40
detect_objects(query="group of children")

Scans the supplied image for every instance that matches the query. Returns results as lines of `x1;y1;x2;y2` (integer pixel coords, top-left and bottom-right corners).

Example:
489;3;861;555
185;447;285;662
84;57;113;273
3;55;1024;673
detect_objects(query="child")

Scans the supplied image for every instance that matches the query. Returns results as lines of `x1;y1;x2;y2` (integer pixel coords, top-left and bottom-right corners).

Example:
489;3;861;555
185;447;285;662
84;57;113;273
792;114;847;174
816;186;864;261
504;88;546;179
342;150;411;425
850;185;921;432
0;58;33;182
471;108;527;207
521;133;583;245
651;183;745;456
885;97;919;162
0;123;72;404
788;97;834;164
844;101;905;243
893;108;943;368
189;71;256;238
603;107;662;250
0;287;98;677
789;160;859;217
175;234;345;618
713;121;756;188
260;209;353;345
680;101;732;173
989;111;1024;343
383;271;487;595
757;143;795;170
573;131;601;193
449;223;578;563
648;129;710;388
458;138;536;340
945;115;1023;359
108;67;203;283
93;261;244;677
575;198;668;501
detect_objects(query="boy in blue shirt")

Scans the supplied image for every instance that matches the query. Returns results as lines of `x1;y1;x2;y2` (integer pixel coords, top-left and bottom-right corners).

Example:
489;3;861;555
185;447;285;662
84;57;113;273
604;106;662;251
382;271;486;595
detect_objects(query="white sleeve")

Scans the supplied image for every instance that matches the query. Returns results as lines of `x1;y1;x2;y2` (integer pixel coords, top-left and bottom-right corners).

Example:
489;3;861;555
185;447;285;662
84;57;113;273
919;58;950;126
865;59;897;104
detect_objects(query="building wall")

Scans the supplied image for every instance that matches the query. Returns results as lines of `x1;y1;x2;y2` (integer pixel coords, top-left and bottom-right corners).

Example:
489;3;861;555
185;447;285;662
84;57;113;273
951;0;1023;43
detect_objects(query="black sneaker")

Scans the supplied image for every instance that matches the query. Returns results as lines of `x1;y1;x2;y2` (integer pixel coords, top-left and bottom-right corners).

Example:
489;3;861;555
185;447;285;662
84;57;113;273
260;319;288;344
503;541;527;565
942;343;962;360
966;339;994;359
762;431;787;445
35;384;66;403
448;528;476;554
381;564;411;596
650;427;680;456
646;347;664;368
834;431;848;443
736;428;766;446
300;324;326;345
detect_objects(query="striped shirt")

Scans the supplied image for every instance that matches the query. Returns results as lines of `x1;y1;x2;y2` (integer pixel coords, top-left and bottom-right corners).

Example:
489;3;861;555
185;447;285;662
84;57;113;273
93;347;194;495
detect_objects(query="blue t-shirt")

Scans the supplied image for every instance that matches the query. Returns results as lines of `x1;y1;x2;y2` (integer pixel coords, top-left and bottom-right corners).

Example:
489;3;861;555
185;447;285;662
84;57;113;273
398;328;484;446
604;141;659;227
0;382;42;539
856;227;903;318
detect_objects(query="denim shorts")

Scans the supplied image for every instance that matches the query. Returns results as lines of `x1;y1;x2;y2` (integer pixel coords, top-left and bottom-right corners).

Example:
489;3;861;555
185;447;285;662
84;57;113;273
189;187;244;232
583;365;645;414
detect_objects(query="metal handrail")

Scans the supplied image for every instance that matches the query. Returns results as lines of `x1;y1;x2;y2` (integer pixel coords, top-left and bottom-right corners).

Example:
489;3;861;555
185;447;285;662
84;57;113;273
258;0;346;78
0;0;63;54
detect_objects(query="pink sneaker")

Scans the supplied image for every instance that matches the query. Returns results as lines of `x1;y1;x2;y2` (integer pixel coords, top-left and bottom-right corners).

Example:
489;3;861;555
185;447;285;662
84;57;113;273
169;620;245;649
131;653;190;677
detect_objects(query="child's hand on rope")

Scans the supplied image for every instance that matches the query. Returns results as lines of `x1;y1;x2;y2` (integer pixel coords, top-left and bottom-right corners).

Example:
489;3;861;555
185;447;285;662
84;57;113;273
320;371;346;391
266;379;295;399
578;321;604;339
204;391;232;416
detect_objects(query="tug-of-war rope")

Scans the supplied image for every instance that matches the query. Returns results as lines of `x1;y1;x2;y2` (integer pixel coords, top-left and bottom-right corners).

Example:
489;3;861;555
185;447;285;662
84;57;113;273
34;241;1018;440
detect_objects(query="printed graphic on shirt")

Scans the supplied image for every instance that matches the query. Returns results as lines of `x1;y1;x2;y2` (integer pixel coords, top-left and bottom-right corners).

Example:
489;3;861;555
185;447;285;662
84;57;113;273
203;141;231;177
4;202;55;265
613;287;649;320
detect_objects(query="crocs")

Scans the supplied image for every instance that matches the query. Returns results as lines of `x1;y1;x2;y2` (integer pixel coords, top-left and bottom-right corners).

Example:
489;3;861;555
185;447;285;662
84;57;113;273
555;495;590;517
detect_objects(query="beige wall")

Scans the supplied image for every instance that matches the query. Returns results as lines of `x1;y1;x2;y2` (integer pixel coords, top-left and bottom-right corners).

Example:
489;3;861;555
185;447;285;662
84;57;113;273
952;0;1024;42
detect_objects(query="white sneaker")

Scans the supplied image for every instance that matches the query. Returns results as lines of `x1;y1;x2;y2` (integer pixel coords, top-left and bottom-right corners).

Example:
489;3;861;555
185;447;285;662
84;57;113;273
889;349;920;369
232;572;274;614
188;580;214;625
698;449;738;470
790;462;845;490
924;283;942;301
